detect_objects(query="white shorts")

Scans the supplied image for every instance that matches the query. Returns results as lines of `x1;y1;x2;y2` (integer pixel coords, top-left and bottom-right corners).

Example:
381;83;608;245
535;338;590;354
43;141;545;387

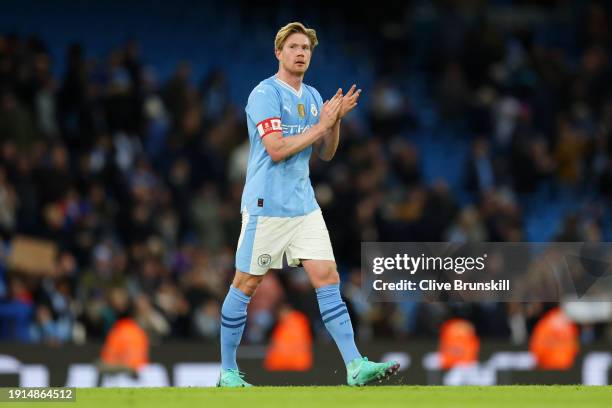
235;208;335;275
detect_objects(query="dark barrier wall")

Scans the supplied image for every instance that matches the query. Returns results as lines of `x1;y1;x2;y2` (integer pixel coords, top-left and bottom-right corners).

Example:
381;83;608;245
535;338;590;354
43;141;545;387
1;342;611;386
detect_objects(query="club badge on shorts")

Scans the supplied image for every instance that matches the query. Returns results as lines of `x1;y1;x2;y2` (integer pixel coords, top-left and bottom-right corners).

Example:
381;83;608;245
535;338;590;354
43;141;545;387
311;103;318;116
257;254;272;267
297;103;306;118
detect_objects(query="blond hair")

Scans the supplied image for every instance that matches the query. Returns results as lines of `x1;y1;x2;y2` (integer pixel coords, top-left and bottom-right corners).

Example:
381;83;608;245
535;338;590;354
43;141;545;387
274;22;318;51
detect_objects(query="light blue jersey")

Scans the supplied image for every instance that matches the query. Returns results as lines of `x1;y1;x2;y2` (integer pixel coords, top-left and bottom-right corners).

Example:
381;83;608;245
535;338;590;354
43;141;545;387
241;75;323;217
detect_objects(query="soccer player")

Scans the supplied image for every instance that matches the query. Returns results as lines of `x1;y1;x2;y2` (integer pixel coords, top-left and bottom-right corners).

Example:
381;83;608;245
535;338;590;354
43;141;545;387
217;22;400;387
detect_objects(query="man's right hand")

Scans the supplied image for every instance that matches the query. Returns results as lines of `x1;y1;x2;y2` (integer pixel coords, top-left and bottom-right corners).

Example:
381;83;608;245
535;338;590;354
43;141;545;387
319;89;343;129
261;89;343;162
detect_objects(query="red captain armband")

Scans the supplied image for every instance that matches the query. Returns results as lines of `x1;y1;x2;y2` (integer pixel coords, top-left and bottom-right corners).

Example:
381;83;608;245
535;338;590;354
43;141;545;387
256;118;282;138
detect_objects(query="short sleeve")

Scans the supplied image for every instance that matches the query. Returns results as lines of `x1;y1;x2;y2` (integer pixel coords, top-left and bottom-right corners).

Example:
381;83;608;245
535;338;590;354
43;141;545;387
246;84;282;138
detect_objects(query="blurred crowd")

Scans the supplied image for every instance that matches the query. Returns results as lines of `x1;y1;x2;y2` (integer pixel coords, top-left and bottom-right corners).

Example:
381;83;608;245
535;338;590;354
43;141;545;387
1;0;612;347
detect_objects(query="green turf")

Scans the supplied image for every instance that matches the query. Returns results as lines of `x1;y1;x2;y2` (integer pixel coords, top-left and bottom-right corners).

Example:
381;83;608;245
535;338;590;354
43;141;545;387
4;386;612;408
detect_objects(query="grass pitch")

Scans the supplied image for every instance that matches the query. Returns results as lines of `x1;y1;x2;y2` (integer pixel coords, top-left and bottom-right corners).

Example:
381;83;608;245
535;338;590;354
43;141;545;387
7;386;612;408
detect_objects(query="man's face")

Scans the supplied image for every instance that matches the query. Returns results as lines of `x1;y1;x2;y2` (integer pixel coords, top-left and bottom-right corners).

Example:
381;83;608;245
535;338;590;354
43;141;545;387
276;33;312;75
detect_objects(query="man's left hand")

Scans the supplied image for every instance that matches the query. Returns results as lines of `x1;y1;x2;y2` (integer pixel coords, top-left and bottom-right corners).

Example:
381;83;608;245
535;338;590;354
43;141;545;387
338;84;361;119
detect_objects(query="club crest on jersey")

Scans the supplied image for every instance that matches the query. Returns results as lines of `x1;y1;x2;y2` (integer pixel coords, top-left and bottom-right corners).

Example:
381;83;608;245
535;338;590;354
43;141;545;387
297;103;306;118
311;103;318;117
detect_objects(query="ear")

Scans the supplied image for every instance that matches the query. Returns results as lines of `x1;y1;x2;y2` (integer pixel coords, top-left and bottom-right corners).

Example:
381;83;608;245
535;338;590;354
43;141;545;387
274;48;281;61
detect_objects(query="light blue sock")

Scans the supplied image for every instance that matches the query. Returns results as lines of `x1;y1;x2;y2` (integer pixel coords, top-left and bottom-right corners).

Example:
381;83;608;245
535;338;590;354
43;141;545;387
220;286;251;370
316;283;361;364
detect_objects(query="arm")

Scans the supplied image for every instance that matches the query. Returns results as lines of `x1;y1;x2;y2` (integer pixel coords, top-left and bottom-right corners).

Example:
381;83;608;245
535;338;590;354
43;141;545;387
316;119;340;162
262;91;343;163
263;123;329;163
315;85;361;162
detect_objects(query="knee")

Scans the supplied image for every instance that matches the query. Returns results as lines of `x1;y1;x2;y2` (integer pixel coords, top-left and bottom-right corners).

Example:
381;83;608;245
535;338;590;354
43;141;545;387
232;272;263;296
315;263;340;287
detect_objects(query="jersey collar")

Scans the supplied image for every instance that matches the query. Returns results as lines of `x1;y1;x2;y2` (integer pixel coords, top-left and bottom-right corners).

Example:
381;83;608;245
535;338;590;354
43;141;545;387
274;76;303;98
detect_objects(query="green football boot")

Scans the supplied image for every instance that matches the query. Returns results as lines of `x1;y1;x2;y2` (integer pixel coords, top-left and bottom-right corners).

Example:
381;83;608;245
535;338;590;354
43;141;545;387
217;368;253;387
346;357;400;386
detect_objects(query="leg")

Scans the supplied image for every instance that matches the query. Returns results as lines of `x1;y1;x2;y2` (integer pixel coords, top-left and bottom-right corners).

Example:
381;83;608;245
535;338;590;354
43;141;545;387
303;259;400;385
220;269;265;374
232;269;265;296
302;259;361;365
288;211;359;364
302;259;339;289
290;210;400;384
220;209;293;386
